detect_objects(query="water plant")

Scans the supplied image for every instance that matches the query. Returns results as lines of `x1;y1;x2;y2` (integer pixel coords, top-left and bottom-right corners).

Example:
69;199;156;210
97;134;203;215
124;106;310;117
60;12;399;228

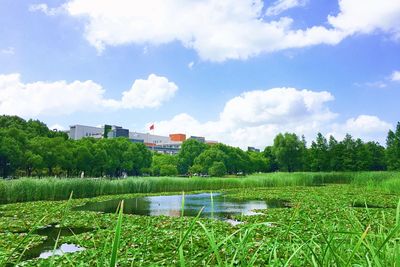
1;172;399;204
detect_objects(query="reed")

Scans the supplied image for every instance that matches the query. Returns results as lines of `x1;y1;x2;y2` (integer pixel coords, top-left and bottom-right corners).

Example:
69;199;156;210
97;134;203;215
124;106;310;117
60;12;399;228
0;172;399;204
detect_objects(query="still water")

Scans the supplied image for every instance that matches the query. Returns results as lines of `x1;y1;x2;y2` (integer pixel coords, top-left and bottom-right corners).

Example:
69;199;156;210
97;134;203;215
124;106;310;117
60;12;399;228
21;224;91;261
74;193;289;219
14;193;288;262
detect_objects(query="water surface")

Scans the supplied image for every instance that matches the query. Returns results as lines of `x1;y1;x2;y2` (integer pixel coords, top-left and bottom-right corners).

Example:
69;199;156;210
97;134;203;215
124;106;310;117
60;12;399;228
74;193;289;219
21;224;92;260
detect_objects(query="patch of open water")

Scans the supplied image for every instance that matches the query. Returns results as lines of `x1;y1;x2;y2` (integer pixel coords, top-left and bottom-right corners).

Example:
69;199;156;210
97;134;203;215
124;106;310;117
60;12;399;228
20;223;92;261
73;193;289;219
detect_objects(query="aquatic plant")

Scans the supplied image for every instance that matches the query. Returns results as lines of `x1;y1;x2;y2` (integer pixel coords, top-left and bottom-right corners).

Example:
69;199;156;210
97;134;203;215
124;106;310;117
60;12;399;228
1;172;399;204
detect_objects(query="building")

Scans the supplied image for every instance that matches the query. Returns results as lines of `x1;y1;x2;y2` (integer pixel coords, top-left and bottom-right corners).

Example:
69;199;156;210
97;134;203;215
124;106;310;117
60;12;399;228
129;132;170;144
146;142;182;154
69;124;214;154
169;133;186;142
206;140;218;145
107;125;129;138
69;125;104;140
248;146;261;153
189;136;206;143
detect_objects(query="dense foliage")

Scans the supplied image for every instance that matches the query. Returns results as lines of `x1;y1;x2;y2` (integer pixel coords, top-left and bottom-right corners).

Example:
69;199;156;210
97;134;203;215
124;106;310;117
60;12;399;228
1;115;400;177
0;116;152;178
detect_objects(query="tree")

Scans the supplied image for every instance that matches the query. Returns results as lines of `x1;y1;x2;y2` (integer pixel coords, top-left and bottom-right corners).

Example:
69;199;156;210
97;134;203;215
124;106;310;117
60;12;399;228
151;153;178;176
177;139;206;174
386;123;400;170
310;133;329;171
75;142;94;175
364;142;386;171
23;150;43;176
31;137;69;176
160;164;178;176
208;162;227;177
263;146;278;172
248;151;270;173
0;130;24;178
272;133;304;172
193;147;227;174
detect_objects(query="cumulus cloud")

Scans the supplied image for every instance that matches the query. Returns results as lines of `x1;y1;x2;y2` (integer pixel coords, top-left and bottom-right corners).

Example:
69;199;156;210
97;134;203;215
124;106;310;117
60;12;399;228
328;0;400;39
330;115;392;142
30;0;399;61
266;0;307;16
118;74;178;108
150;88;391;148
0;73;178;117
391;70;400;81
220;88;336;126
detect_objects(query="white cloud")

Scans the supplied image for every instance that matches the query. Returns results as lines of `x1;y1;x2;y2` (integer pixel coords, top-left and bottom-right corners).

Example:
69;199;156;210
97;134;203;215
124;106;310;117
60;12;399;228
328;0;400;39
220;88;336;128
391;70;400;81
0;73;178;117
188;61;194;70
118;74;178;108
150;88;391;148
29;3;63;16
49;124;66;131
1;47;15;55
364;81;387;88
330;115;392;142
35;0;400;62
266;0;307;16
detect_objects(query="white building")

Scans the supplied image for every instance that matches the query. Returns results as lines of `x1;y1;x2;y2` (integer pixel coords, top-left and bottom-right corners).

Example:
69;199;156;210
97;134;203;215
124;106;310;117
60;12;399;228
69;125;104;140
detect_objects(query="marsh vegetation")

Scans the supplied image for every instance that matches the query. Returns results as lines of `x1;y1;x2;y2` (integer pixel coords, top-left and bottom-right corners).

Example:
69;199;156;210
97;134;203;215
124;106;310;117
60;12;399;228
0;173;399;266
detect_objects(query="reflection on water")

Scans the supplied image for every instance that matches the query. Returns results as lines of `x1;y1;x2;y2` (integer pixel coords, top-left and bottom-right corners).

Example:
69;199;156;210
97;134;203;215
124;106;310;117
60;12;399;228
74;193;289;219
38;243;85;259
21;224;92;261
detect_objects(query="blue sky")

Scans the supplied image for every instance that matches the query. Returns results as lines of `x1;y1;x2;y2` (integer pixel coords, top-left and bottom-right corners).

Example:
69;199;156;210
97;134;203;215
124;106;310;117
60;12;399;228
0;0;399;148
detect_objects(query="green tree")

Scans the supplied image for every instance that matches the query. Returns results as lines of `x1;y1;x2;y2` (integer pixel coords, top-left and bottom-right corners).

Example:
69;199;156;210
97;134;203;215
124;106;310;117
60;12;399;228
0;130;24;178
248;151;270;173
193;147;227;174
263;146;278;172
177;139;206;174
272;133;304;172
310;133;329;171
208;161;227;177
75;141;94;175
23;150;43;176
151;153;178;176
386;123;400;170
364;141;386;171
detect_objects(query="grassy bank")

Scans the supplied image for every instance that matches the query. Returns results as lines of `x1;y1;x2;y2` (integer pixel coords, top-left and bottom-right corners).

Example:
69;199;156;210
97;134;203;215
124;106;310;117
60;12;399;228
1;172;399;204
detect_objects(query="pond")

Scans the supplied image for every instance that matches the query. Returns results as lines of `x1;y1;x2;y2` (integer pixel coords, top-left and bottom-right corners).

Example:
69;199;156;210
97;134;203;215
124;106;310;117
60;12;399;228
20;223;92;261
74;193;289;219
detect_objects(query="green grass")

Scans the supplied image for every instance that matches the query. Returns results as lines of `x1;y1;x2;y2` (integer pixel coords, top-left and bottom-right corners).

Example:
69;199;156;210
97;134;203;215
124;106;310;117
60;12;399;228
1;172;399;204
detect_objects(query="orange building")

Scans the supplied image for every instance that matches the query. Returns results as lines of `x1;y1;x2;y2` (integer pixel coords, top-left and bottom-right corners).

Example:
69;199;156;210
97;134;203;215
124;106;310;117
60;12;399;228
169;133;186;142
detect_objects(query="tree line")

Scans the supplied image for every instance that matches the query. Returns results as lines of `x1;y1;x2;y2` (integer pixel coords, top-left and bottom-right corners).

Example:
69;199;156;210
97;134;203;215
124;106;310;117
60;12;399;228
0;116;152;178
1;115;400;178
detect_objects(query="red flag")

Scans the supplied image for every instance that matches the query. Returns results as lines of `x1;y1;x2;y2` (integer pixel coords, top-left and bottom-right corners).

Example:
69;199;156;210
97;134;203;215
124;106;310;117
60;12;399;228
149;124;154;131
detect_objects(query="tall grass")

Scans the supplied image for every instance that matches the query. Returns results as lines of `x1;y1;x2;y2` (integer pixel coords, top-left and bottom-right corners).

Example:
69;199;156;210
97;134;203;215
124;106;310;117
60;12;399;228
0;172;399;204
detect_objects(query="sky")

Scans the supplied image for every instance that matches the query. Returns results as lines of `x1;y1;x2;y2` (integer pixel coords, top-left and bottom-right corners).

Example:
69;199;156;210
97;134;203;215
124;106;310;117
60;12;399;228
0;0;400;149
